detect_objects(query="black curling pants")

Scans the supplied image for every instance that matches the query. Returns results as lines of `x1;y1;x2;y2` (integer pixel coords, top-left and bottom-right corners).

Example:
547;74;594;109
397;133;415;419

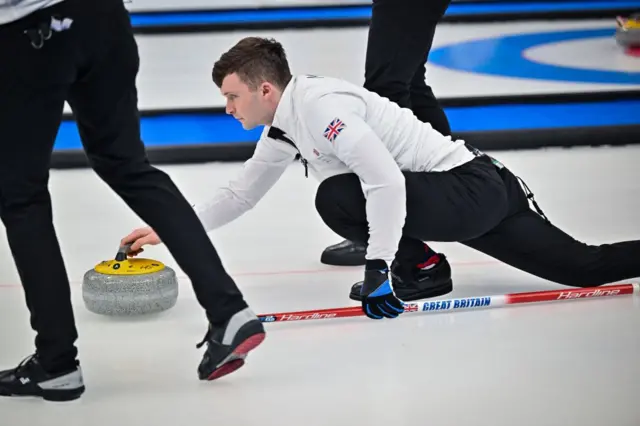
364;0;452;136
0;0;247;372
316;154;640;287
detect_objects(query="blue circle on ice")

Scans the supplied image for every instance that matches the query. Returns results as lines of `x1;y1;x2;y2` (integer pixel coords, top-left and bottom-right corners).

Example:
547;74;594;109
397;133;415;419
429;28;640;85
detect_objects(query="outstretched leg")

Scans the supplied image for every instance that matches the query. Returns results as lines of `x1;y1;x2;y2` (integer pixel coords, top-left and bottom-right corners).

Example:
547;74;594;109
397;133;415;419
462;166;640;287
463;210;640;287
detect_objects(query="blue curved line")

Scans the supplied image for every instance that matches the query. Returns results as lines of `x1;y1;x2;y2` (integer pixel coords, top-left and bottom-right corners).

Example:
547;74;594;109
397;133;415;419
429;29;640;85
384;300;404;314
366;305;382;319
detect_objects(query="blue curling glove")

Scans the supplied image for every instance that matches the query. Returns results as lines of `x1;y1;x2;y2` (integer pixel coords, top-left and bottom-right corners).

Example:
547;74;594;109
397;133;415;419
360;259;405;320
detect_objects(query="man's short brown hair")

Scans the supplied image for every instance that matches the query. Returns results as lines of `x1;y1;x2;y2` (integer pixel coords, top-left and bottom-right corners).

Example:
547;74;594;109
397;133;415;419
212;37;292;90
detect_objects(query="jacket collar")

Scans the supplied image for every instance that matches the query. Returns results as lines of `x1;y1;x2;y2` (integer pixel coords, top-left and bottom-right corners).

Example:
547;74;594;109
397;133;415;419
270;76;297;135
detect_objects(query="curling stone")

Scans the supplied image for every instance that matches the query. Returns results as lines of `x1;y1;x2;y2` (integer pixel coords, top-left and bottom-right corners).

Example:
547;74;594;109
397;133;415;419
82;244;179;316
615;14;640;49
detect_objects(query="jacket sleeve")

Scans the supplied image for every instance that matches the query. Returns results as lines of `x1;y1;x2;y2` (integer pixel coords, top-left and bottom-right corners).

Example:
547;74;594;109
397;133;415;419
194;128;298;231
304;94;406;266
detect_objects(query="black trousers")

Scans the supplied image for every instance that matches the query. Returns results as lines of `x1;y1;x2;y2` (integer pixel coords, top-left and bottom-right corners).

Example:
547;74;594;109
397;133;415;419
0;0;246;371
364;0;452;136
316;154;640;287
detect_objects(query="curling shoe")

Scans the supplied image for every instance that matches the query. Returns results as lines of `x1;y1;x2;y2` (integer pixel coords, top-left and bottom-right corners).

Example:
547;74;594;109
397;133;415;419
349;254;453;302
196;307;266;381
320;239;366;266
0;354;84;402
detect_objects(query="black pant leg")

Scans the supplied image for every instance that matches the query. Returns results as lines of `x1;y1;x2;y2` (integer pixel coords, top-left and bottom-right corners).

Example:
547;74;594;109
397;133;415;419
315;157;509;255
408;0;452;136
65;1;247;324
463;167;640;286
364;0;451;135
364;0;431;109
410;57;451;136
0;5;80;370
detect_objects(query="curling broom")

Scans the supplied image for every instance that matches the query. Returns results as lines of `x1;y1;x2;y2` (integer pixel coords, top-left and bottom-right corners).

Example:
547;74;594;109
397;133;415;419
257;283;640;323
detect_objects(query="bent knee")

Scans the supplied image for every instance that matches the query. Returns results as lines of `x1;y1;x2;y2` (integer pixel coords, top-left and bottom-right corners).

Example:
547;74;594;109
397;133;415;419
315;174;363;218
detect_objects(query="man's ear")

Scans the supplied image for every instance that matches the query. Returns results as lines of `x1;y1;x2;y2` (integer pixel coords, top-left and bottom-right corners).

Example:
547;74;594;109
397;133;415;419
261;82;272;97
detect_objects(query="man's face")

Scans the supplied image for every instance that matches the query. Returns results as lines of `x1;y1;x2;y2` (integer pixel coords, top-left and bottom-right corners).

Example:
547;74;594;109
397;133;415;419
221;73;272;130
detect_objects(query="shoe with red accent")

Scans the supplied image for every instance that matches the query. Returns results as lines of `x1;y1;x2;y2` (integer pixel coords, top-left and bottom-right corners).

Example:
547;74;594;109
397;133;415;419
196;307;266;381
349;254;453;302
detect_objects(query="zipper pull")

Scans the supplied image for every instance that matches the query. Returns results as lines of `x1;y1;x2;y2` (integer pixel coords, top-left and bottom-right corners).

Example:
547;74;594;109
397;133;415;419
302;159;308;178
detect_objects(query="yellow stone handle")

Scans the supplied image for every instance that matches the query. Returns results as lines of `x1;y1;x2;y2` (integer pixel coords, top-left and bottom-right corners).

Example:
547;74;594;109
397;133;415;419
93;244;166;275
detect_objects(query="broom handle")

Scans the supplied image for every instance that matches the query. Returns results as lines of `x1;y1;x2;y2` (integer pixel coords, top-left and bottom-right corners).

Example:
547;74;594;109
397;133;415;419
257;283;639;323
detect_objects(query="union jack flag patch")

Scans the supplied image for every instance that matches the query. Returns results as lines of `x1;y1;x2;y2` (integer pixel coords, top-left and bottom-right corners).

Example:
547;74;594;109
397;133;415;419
323;118;346;143
403;303;419;312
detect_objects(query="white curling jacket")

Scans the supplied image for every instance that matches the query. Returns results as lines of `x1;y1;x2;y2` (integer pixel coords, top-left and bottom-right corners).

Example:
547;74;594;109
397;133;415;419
194;75;476;264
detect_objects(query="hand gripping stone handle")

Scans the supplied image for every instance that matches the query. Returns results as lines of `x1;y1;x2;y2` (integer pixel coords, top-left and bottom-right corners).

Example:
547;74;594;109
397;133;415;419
115;244;132;261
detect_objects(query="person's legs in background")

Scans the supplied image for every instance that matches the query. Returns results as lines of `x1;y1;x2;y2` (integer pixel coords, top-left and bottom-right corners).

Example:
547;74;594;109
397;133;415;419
320;0;453;278
0;0;264;402
0;0;89;402
66;0;264;384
